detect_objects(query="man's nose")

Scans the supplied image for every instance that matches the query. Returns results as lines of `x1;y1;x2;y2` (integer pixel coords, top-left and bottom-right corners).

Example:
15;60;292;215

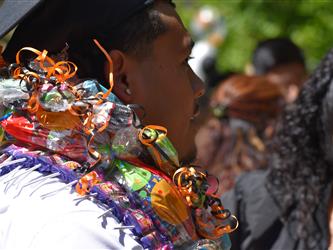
191;70;206;98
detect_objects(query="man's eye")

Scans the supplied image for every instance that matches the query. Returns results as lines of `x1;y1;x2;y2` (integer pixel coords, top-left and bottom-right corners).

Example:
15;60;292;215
184;56;194;66
186;56;194;63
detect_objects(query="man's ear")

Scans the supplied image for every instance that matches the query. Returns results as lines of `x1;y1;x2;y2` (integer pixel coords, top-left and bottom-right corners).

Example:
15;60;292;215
109;50;133;104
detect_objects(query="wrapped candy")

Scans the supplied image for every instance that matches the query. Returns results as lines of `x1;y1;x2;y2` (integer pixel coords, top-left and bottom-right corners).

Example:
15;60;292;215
0;78;29;108
76;171;101;195
140;232;169;249
1;115;89;162
189;236;231;250
112;126;143;159
75;79;122;104
35;108;82;131
38;83;76;112
0;47;135;168
124;209;155;235
138;125;179;176
111;158;199;247
114;159;152;192
173;166;238;241
90;101;133;134
92;180;131;219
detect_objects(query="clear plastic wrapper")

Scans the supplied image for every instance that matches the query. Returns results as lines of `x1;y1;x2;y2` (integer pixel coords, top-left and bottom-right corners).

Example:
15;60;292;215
1;115;89;161
0;78;29;107
112;126;143;159
38;84;75;112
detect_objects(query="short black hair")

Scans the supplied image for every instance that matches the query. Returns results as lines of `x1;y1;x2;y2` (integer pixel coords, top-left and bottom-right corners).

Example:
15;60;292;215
252;38;305;75
4;0;174;86
70;4;169;85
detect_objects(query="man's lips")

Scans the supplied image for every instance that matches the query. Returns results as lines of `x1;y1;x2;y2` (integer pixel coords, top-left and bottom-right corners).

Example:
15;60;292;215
190;102;200;121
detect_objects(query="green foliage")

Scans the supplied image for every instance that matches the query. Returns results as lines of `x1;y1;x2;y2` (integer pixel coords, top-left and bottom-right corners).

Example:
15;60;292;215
176;0;333;73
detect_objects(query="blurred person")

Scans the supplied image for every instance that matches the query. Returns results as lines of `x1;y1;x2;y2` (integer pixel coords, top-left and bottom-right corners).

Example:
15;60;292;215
188;6;236;132
222;49;333;250
189;6;231;87
251;37;307;103
195;74;284;194
0;0;237;249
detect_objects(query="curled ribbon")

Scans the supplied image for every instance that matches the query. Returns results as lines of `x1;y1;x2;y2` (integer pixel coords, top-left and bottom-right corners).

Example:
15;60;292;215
9;41;116;170
14;47;77;83
173;166;208;208
76;171;101;196
138;125;167;167
173;166;239;239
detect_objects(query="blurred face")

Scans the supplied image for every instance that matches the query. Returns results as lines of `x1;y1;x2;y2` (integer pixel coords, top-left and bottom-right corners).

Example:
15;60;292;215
121;1;205;163
267;62;307;103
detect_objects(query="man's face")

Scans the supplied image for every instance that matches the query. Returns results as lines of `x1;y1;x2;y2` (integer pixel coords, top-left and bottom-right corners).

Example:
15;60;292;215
124;1;205;164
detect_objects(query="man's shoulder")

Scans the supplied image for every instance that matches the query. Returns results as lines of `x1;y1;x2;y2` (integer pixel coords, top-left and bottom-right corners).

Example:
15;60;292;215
0;168;142;249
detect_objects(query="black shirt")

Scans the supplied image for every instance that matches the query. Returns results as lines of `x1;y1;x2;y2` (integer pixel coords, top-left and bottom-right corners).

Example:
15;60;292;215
222;170;332;250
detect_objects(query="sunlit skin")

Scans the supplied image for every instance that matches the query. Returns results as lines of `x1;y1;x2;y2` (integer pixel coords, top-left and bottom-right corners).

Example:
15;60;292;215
111;0;205;164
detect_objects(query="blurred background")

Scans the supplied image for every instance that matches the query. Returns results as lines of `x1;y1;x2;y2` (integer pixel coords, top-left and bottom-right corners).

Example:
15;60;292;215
175;0;333;73
174;0;333;194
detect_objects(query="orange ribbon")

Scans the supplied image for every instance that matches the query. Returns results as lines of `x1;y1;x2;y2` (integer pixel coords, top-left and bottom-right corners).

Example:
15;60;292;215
93;39;114;101
138;125;168;167
76;171;101;196
9;41;120;171
173;166;207;207
15;47;77;83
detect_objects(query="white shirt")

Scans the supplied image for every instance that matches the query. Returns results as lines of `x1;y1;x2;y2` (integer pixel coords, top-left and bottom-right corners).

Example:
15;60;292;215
0;168;143;250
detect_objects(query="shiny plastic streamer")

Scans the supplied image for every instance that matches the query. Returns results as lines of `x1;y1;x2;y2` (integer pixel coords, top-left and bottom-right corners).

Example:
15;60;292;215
8;44;116;169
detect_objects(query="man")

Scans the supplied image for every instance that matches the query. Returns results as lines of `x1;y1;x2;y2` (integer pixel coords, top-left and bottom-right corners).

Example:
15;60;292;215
2;0;204;164
0;0;235;249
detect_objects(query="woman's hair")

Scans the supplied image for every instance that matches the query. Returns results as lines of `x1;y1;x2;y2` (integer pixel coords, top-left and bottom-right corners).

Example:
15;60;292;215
266;49;333;249
196;75;283;193
211;74;283;127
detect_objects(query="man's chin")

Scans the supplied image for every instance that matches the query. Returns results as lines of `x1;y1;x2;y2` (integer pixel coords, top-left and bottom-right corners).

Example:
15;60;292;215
179;147;197;166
